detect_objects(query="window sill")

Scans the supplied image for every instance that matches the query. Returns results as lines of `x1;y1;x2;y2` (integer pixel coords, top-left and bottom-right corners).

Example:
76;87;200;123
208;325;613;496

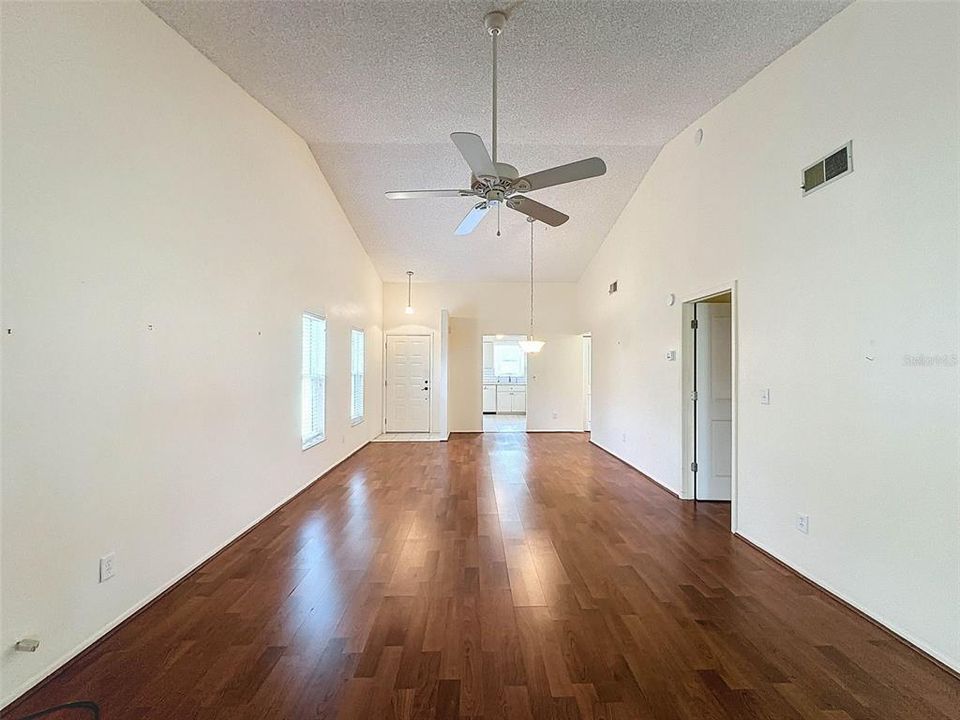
302;435;325;451
351;417;364;427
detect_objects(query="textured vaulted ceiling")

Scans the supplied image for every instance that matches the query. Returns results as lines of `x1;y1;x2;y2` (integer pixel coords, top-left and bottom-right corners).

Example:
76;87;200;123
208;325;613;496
145;0;849;282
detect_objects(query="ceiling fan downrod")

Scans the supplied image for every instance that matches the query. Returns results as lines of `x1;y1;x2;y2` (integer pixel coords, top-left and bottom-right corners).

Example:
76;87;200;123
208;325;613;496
484;11;507;164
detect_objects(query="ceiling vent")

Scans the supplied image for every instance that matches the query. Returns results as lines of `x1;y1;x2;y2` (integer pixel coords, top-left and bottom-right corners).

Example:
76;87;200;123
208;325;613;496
802;141;853;196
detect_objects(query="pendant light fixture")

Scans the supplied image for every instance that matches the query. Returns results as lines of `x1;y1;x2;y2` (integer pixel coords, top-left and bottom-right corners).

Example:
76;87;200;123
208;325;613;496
404;270;415;315
518;218;545;354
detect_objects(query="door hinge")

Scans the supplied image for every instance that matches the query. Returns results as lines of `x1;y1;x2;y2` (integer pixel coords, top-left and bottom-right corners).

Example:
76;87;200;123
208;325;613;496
690;390;698;401
690;318;698;330
691;461;698;473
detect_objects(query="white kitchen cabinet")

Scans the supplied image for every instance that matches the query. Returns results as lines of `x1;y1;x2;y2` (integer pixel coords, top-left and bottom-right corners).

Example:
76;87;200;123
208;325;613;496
496;386;527;414
496;386;511;413
482;342;494;373
482;384;497;413
513;388;526;413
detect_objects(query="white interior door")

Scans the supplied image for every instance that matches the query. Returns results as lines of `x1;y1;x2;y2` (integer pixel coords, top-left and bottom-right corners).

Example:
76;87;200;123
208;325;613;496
385;335;431;432
694;304;732;500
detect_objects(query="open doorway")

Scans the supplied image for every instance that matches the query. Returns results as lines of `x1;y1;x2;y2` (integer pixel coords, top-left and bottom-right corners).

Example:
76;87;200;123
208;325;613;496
681;286;737;529
693;294;732;501
482;334;527;432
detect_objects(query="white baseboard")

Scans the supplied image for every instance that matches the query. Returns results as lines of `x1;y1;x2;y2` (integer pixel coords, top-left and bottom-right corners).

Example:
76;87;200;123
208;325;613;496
735;530;960;676
587;438;959;676
1;441;370;710
526;428;584;433
589;439;681;496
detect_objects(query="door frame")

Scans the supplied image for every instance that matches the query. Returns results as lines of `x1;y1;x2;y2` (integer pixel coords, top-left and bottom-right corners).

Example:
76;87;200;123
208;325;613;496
680;281;738;532
478;332;529;431
582;334;592;431
383;333;433;433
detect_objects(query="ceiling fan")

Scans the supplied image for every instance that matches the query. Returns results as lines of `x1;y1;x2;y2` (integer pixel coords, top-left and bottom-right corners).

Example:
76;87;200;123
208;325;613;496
385;10;607;236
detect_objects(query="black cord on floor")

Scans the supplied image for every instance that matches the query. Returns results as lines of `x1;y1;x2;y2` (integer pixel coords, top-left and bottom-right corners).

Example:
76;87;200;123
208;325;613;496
14;700;100;720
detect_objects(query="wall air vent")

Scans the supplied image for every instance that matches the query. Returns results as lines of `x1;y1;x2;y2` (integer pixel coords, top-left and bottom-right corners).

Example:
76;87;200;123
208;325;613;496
609;281;618;294
802;141;853;196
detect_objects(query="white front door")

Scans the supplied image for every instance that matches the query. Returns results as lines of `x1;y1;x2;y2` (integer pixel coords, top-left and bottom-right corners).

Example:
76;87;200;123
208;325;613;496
694;303;732;501
385;335;431;432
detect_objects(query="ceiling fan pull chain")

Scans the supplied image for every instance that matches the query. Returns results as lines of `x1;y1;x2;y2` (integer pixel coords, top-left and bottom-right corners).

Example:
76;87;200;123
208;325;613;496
497;203;501;236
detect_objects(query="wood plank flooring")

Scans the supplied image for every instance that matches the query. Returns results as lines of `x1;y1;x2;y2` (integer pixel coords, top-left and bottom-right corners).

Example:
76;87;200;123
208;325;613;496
5;433;959;719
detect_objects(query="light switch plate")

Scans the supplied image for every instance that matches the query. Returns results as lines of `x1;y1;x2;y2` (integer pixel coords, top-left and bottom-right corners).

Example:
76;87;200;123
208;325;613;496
760;388;771;405
796;514;809;534
665;350;677;361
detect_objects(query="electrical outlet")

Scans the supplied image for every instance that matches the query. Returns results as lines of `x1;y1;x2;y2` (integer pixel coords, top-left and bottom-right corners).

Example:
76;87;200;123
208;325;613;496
760;388;771;405
552;411;559;419
665;350;677;361
99;552;116;583
621;432;627;443
796;514;809;535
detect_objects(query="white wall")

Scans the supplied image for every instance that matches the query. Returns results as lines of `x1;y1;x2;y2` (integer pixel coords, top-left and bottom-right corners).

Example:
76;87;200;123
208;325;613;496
578;1;960;670
382;282;584;433
0;1;383;705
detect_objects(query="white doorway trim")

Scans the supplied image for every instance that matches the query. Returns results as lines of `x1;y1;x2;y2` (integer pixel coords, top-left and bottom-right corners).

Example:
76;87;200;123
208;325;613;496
383;333;433;434
480;332;528;433
582;334;592;432
680;281;738;533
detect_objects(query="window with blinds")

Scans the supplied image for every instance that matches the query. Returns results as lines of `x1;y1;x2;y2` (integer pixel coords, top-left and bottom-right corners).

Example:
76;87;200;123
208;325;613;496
301;313;326;449
350;328;365;424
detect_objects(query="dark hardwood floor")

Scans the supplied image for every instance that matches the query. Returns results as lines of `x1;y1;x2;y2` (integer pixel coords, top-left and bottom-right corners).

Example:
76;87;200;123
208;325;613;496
5;433;959;719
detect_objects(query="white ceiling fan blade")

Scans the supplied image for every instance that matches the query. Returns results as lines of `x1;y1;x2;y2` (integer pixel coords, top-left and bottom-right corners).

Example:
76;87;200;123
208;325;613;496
454;202;490;235
507;196;569;227
385;189;474;199
513;157;607;193
450;132;498;181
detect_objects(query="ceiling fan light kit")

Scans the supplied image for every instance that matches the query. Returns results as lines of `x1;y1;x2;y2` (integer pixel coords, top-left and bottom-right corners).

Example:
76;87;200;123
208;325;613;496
385;10;607;236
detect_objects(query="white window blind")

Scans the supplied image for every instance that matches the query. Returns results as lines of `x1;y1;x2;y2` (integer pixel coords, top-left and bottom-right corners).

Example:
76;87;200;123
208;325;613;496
350;328;365;423
301;313;326;449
